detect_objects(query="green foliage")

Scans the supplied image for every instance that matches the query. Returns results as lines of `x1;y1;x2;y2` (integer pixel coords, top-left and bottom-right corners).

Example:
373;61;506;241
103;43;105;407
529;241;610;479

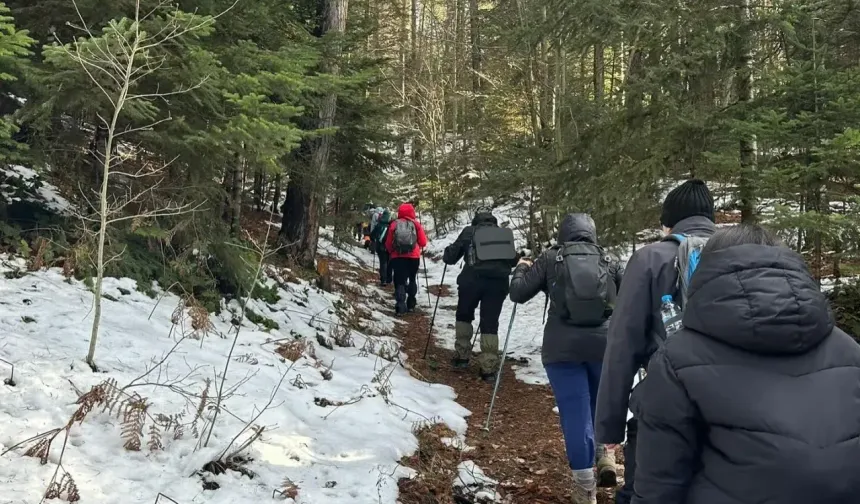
244;308;279;331
0;1;33;160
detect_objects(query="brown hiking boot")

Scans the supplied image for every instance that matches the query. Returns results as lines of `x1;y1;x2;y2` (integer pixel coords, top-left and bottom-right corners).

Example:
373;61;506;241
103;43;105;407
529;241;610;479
595;445;618;488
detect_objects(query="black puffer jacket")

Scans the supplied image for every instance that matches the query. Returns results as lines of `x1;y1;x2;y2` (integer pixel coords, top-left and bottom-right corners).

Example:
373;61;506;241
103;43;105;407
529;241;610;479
443;212;516;284
632;244;860;504
509;214;623;364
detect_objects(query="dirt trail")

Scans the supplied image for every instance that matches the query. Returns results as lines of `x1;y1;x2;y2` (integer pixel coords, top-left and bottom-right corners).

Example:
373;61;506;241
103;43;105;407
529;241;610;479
330;253;617;503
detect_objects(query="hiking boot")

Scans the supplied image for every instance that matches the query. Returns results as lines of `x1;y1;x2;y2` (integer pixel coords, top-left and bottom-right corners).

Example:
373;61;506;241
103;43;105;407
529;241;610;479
571;483;597;504
572;469;597;504
595;445;618;488
451;358;470;369
480;372;495;383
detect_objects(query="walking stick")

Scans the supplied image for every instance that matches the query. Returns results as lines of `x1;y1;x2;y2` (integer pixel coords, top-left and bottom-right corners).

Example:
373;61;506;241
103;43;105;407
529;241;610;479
422;254;432;308
422;263;447;359
484;303;518;432
470;325;480;348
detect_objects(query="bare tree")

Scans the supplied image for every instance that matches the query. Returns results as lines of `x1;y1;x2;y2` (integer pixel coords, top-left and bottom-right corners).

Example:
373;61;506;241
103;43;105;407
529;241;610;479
55;0;235;369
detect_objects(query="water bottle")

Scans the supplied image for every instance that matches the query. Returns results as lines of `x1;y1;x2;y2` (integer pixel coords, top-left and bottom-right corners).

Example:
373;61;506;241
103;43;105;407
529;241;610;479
660;295;683;336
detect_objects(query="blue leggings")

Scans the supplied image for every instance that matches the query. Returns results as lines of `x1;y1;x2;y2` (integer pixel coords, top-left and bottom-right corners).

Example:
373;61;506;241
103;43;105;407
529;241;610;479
545;361;602;470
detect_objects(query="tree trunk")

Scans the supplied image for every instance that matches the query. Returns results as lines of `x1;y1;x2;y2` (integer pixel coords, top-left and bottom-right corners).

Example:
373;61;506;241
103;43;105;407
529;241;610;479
230;154;243;236
593;42;604;103
271;173;282;214
735;0;755;223
253;167;264;211
279;0;348;267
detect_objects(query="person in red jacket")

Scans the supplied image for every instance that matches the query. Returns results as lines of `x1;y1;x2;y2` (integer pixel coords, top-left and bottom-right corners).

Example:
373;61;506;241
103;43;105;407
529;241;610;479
385;202;429;314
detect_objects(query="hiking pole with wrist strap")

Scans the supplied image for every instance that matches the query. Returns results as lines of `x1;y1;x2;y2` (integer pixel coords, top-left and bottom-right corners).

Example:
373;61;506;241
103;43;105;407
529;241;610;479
422;263;447;359
483;303;518;432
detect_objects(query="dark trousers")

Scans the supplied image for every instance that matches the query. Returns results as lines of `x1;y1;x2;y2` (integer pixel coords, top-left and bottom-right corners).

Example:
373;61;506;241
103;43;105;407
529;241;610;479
455;278;508;334
377;249;392;284
392;258;419;313
545;362;602;470
615;417;638;504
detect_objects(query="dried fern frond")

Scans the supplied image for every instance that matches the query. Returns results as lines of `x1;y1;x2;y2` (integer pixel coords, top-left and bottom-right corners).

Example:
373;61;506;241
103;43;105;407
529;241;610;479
191;379;210;439
121;397;148;451
148;424;163;451
68;379;121;427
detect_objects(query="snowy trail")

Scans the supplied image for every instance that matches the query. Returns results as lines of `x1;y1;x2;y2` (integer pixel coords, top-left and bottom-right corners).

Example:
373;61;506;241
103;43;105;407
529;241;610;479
0;251;468;504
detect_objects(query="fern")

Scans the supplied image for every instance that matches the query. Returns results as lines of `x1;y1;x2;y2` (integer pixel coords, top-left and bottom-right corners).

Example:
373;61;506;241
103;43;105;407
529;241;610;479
121;397;148;451
192;379;211;439
148;424;163;451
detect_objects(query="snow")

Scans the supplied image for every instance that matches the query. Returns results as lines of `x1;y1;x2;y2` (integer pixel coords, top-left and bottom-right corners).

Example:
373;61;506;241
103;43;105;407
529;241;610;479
0;165;73;215
453;461;501;503
0;258;469;503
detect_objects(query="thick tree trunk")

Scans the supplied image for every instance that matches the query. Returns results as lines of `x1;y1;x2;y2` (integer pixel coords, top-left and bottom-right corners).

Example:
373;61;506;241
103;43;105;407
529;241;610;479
279;0;348;267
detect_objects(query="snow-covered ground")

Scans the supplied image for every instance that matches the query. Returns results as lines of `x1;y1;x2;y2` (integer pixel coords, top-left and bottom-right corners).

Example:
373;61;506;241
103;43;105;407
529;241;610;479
0;253;468;504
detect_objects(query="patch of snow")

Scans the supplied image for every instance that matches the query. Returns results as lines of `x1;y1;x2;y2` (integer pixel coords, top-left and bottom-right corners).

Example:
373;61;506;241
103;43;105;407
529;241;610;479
1;165;73;215
0;261;468;503
453;461;501;503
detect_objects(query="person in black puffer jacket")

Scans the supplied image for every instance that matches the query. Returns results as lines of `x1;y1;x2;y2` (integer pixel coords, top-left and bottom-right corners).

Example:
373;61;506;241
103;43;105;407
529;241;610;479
443;208;518;380
632;224;860;504
509;213;623;504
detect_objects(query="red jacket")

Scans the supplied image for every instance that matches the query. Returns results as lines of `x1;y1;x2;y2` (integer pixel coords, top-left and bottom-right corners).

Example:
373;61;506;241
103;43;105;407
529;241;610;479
385;203;428;259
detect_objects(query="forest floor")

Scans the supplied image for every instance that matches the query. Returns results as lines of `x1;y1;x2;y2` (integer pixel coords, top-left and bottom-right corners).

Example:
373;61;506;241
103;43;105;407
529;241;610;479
329;253;621;504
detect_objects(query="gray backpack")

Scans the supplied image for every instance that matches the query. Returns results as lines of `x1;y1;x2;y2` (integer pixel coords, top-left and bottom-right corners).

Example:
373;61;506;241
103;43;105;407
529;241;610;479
467;226;516;266
392;219;417;254
552;242;616;327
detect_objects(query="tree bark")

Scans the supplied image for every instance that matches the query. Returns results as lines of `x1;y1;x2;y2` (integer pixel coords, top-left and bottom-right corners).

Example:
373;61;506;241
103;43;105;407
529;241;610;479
230;154;243;236
279;0;348;267
735;0;755;223
593;42;604;103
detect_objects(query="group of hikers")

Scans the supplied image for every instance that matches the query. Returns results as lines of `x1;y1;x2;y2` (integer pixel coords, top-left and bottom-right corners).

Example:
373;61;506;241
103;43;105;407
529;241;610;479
363;179;860;503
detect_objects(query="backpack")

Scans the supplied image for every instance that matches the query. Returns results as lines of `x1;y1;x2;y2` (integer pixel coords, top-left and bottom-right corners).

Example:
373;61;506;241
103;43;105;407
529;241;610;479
392;219;418;254
467;226;516;268
662;233;710;309
552;242;616;327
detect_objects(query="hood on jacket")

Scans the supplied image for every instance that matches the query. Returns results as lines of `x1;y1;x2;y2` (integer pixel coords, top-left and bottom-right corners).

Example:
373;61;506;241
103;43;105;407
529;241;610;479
472;211;498;226
380;209;391;222
557;213;597;244
397;203;417;220
683;244;833;355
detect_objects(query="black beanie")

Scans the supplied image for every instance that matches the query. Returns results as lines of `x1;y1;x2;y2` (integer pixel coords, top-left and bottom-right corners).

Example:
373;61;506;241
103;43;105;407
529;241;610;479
660;179;715;228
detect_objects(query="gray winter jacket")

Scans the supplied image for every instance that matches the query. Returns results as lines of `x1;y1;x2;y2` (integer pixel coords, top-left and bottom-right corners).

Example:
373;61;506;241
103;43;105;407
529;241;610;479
632;243;860;504
595;215;715;444
509;214;623;364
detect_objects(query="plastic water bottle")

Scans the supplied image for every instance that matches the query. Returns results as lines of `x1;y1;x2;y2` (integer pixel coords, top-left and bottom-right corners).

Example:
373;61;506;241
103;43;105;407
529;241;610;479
660;295;683;336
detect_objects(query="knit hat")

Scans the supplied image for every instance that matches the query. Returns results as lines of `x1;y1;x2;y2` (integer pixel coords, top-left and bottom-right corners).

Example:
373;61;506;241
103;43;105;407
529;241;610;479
660;179;715;228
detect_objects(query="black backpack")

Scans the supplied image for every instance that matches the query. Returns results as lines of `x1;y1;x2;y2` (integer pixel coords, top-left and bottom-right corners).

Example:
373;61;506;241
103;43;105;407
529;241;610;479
552;242;616;326
392;219;418;254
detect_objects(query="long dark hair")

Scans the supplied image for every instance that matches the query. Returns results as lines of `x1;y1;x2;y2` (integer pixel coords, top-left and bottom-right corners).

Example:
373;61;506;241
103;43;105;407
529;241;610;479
702;224;781;255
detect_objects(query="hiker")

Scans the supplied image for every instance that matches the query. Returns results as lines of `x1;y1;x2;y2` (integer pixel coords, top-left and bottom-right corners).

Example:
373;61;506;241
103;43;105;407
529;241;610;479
595;179;716;504
371;208;394;286
385;202;428;314
443;207;517;381
509;213;623;504
632;224;860;504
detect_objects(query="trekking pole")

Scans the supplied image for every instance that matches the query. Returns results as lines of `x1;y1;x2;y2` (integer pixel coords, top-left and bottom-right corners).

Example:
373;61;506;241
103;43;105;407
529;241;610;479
470;325;480;348
484;303;518;432
422;263;447;359
422;254;432;308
